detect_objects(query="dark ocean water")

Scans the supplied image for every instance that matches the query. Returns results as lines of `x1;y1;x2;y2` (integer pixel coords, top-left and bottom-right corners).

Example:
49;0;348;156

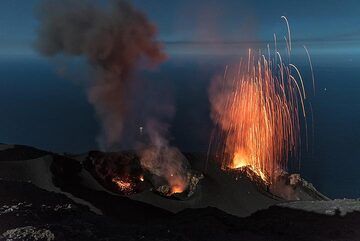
0;48;359;199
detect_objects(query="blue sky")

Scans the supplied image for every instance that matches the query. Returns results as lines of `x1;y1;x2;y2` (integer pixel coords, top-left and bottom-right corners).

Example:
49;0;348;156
0;0;359;55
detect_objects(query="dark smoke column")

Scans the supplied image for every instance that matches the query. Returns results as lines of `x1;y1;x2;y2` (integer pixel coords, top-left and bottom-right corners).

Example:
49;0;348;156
35;0;166;149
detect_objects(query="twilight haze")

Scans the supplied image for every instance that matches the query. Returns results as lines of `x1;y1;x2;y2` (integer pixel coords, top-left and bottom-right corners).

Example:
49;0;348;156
0;0;359;55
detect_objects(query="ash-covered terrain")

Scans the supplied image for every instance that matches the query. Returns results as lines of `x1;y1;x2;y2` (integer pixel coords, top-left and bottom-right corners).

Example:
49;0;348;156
0;144;359;241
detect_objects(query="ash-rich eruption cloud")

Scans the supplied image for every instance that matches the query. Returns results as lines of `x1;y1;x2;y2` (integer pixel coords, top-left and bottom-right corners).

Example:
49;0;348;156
35;0;166;149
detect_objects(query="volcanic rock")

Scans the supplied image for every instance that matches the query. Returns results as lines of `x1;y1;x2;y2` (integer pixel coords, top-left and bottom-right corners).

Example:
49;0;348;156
84;151;146;195
1;179;360;241
1;143;357;240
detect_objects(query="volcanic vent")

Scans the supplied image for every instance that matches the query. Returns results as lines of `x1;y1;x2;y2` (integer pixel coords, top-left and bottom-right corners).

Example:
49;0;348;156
84;151;203;199
209;17;313;186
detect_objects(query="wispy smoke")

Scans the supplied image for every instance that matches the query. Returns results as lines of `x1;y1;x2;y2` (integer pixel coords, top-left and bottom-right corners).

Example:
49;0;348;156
35;0;166;149
139;118;190;193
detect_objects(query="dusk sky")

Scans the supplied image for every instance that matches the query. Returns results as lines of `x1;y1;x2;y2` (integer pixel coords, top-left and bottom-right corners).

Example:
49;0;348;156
0;0;359;56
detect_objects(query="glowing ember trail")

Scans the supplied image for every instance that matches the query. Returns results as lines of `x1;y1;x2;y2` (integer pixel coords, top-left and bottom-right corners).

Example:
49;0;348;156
209;18;310;184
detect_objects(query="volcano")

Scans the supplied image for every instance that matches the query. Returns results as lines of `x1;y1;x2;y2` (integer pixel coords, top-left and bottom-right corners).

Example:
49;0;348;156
1;143;359;241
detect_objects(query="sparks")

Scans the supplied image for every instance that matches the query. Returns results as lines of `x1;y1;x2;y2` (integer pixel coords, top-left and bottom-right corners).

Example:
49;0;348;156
112;177;135;194
209;17;311;184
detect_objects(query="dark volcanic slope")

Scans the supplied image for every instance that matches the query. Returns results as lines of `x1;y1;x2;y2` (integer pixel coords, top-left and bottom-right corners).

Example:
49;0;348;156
0;144;326;218
0;144;49;162
0;180;171;241
0;144;359;240
1;180;360;241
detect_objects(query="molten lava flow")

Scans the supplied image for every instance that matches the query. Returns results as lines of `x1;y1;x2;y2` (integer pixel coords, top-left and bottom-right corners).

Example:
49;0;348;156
210;46;307;184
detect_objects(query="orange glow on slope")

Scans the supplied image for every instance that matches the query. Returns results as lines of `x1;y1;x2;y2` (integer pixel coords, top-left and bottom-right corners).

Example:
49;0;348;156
210;46;307;184
112;177;134;194
171;185;185;194
168;173;187;195
231;151;268;182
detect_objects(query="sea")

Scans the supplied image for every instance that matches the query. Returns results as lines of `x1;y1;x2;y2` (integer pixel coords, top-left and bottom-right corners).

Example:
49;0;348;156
0;42;359;199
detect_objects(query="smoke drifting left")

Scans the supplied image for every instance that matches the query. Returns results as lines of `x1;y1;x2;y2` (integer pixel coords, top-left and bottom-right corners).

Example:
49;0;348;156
35;0;166;149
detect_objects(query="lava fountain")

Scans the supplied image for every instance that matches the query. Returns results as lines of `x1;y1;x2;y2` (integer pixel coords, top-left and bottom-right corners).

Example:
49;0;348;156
209;17;311;184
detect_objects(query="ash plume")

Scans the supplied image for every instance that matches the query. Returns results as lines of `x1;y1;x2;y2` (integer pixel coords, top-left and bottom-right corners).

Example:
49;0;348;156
35;0;166;149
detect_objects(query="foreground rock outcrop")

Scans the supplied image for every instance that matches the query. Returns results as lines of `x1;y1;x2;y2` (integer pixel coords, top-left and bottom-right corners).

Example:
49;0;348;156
1;180;360;241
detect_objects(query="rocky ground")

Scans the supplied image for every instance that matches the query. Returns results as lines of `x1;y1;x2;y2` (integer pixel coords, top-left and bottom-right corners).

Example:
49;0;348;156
0;144;359;241
1;180;360;241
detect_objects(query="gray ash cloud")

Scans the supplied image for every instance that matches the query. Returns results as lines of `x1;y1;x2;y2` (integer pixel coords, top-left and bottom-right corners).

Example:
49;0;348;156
35;0;166;149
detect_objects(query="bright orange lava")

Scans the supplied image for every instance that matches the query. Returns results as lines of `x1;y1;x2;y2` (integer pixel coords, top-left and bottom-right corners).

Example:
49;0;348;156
171;185;184;194
231;151;268;182
210;47;307;184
